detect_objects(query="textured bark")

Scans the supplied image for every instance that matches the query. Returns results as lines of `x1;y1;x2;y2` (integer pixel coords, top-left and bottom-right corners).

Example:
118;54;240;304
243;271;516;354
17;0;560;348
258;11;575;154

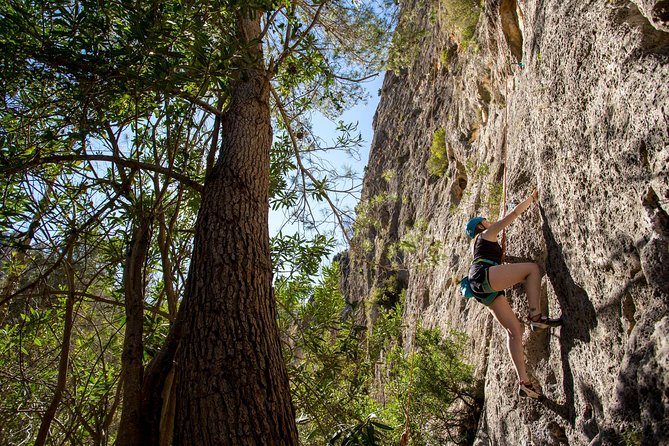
157;210;178;317
34;245;76;446
171;14;298;446
117;215;153;446
141;321;182;446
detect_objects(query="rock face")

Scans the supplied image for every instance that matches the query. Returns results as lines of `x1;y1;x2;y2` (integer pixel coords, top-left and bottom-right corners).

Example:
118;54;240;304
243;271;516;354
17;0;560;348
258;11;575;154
345;0;669;444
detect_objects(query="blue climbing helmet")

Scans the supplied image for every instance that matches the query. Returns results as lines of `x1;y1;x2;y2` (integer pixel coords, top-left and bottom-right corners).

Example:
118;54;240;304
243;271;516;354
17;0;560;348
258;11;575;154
465;216;486;239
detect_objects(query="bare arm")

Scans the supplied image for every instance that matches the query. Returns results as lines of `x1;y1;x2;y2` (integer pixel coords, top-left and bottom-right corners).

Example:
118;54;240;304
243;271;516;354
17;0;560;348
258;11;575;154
482;191;539;240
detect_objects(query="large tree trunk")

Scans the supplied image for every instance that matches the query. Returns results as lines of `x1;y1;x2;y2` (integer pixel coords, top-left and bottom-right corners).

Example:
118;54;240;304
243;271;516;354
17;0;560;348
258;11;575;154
171;14;299;446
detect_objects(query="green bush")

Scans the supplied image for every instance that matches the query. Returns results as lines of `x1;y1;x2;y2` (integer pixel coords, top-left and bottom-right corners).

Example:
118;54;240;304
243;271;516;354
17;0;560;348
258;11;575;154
353;193;398;236
438;0;481;49
621;427;641;446
279;263;481;446
387;6;428;73
465;158;503;221
427;128;448;177
379;324;483;445
370;275;405;309
484;181;504;221
439;48;450;66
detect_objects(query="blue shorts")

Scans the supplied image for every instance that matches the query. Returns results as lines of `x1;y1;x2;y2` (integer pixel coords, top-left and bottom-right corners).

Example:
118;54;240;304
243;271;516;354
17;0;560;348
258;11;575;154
468;263;503;306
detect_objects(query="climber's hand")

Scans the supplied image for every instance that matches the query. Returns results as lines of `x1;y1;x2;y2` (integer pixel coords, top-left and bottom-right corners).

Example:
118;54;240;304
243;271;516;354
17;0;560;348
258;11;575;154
530;190;539;203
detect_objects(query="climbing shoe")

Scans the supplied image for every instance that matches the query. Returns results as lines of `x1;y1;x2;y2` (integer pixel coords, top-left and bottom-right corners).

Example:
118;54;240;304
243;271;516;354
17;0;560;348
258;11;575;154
528;314;563;331
518;381;542;399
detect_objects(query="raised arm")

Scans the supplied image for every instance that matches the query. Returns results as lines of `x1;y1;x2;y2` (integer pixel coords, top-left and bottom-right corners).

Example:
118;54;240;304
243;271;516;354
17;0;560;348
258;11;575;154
482;191;539;240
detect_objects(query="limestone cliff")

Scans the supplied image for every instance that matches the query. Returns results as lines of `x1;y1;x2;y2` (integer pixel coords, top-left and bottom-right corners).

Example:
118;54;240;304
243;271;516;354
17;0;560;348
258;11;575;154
346;0;669;444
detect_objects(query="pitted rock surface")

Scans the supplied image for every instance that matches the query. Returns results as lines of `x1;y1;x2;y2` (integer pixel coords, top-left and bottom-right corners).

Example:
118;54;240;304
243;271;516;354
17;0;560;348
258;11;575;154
345;0;668;444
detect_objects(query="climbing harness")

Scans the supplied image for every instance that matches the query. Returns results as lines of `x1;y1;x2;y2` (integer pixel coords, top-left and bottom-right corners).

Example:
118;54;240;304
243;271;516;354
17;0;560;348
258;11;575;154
459;258;498;299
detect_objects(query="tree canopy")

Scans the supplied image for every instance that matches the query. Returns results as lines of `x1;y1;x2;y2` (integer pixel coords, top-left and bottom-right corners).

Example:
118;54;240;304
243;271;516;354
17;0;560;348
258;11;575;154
1;0;398;444
1;0;484;444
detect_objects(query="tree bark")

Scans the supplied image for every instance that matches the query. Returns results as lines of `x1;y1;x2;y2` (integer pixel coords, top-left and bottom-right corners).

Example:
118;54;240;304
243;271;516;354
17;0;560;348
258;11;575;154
34;244;76;446
170;13;299;446
117;214;153;446
157;209;178;318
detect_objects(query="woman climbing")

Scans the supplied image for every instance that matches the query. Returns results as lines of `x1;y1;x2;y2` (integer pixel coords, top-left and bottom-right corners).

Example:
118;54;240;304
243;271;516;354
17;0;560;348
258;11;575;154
465;190;561;399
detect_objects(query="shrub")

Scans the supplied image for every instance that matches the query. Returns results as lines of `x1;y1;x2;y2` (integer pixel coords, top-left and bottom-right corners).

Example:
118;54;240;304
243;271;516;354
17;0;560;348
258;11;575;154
621;427;641;446
370;274;405;309
439;48;450;66
427;128;448;177
484;181;504;221
353;193;398;236
379;325;483;445
387;3;429;73
281;264;481;445
438;0;481;49
382;169;396;183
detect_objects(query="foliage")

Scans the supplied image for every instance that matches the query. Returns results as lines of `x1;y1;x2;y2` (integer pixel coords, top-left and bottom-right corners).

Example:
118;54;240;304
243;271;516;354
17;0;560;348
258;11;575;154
381;169;396;183
267;1;398;241
276;263;379;445
0;282;125;444
436;0;481;49
621;427;642;446
465;158;504;221
440;48;450;66
465;157;489;178
367;295;404;362
387;219;445;271
484;181;504;222
353;193;398;236
404;328;482;444
370;275;405;308
387;5;427;73
328;414;393;446
427;128;448;177
371;309;482;445
277;263;481;446
0;0;397;443
271;232;335;279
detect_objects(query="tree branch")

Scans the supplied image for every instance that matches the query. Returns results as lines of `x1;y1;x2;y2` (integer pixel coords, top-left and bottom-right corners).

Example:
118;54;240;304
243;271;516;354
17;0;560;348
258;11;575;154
0;177;130;308
1;154;203;193
168;89;224;118
270;84;350;244
23;289;174;322
274;1;328;72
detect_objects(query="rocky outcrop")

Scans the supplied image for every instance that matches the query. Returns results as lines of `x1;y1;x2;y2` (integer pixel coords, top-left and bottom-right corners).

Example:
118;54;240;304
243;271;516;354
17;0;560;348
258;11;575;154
346;0;669;444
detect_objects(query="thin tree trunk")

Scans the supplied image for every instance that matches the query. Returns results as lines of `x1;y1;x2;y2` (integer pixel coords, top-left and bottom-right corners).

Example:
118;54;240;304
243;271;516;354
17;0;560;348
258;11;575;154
117;214;153;446
170;13;298;445
141;321;182;446
157;209;178;317
34;243;76;446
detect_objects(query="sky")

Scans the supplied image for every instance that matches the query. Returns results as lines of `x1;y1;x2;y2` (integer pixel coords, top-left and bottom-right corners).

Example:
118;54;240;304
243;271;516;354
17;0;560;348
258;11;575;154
268;73;386;250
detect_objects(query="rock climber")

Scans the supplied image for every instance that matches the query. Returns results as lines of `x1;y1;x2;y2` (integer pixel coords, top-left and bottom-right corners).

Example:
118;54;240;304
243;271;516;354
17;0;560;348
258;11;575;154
465;190;561;399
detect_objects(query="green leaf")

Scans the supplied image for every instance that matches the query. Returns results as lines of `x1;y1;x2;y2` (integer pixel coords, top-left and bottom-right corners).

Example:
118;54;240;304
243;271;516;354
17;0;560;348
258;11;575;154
370;420;393;431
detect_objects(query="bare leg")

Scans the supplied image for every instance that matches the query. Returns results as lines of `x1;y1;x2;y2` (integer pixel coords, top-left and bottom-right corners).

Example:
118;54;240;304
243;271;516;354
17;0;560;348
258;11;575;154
487;263;542;318
488;296;528;382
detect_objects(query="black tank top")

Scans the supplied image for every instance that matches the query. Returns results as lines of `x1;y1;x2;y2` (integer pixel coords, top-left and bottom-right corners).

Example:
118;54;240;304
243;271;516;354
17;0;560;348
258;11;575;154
473;236;502;264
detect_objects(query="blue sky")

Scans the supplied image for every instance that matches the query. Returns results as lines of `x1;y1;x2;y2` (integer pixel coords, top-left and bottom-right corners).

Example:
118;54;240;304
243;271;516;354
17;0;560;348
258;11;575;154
269;74;385;247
